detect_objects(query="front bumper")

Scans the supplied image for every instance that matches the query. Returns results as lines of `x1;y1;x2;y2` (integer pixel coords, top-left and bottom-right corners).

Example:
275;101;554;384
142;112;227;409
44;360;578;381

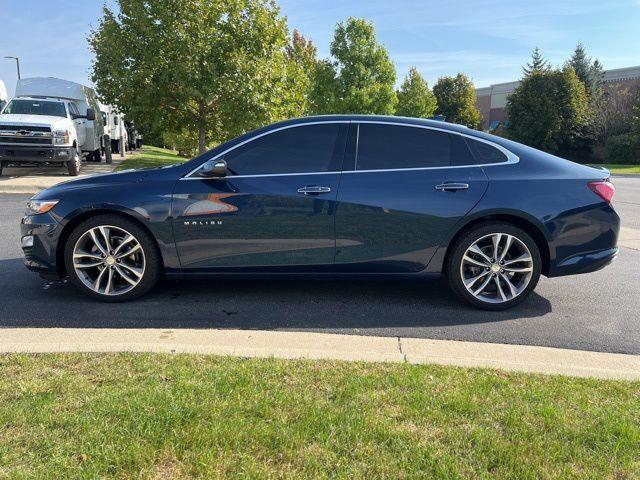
0;144;75;165
21;212;62;277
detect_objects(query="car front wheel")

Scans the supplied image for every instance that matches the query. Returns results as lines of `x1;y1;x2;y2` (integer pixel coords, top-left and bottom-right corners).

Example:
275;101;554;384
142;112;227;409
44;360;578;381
446;222;542;310
64;215;161;302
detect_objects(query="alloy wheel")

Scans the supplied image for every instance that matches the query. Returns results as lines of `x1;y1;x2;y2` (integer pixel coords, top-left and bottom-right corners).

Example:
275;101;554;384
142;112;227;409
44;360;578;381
72;225;146;296
460;233;534;304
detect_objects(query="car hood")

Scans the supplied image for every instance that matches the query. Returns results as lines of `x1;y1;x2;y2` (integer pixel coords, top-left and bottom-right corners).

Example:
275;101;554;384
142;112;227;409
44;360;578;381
0;113;70;128
33;166;180;200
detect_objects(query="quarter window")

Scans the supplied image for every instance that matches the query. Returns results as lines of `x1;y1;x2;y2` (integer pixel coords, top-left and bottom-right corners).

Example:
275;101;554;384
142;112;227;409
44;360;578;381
224;124;345;175
356;124;451;170
465;137;508;164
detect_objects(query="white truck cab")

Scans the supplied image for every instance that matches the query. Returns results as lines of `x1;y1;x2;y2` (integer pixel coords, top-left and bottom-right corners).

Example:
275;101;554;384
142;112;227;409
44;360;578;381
0;77;104;176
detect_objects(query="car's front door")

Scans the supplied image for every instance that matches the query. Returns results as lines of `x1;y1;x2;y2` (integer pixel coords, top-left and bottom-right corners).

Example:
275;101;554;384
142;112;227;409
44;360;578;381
172;122;348;270
334;122;490;272
68;103;86;147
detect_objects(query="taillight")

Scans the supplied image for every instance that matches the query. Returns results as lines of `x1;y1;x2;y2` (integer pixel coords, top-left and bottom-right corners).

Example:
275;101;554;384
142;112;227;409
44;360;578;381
588;181;615;203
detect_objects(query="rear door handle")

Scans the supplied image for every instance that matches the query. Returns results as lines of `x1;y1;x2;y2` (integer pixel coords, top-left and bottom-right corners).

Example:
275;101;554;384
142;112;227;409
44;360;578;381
435;182;469;192
297;186;331;195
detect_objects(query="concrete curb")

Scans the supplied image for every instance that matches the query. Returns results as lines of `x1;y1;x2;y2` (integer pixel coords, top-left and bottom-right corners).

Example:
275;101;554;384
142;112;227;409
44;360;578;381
1;328;639;380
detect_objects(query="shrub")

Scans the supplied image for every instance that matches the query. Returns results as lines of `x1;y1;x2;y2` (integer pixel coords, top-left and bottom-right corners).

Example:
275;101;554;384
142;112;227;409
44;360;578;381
604;133;640;164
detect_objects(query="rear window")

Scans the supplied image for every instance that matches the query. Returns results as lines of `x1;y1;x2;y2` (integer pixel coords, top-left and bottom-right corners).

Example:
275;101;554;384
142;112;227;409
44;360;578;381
465;137;508;164
356;124;451;170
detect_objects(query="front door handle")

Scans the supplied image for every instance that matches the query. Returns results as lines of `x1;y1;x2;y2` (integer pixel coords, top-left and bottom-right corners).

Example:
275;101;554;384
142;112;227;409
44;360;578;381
297;186;331;195
435;182;469;192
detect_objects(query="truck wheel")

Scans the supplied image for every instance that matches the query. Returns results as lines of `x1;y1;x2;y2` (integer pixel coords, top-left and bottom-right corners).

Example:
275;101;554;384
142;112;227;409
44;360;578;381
0;161;5;176
66;149;82;176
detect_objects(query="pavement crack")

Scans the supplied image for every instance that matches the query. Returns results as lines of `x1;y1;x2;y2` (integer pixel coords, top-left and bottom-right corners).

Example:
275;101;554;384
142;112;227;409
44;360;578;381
397;336;407;362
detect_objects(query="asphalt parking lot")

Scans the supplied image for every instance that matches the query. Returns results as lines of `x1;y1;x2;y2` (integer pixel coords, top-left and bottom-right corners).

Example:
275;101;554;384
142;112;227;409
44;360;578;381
1;177;639;355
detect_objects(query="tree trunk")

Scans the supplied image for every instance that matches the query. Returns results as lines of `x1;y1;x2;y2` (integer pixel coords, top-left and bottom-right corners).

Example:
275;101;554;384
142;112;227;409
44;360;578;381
198;100;206;154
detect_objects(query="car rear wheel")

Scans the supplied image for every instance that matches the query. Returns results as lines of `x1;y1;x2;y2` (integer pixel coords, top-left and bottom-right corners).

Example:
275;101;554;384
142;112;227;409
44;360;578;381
66;149;82;176
64;215;161;302
446;222;541;310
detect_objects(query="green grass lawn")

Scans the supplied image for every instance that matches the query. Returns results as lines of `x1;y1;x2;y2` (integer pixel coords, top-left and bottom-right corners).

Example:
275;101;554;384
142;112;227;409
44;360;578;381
115;145;188;171
1;354;639;479
588;164;640;175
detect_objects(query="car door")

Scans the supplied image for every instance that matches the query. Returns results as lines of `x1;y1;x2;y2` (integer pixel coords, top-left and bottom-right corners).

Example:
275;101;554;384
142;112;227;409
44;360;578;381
172;122;348;270
68;103;86;147
334;122;489;273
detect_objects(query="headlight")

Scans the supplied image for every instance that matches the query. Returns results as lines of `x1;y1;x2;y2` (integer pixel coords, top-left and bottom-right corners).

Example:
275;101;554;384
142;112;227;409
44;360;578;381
26;199;59;215
53;129;70;145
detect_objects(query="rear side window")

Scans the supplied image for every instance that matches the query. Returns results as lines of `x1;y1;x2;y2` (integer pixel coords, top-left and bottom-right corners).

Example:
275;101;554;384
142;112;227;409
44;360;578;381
356;124;451;170
451;134;477;167
224;123;345;175
465;137;508;164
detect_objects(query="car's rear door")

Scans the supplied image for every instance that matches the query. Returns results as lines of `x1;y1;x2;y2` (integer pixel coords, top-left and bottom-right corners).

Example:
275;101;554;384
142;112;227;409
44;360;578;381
172;122;347;270
334;122;489;272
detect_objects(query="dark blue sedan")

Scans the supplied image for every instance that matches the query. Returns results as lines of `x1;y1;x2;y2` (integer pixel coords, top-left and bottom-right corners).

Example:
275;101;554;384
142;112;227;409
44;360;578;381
21;115;619;310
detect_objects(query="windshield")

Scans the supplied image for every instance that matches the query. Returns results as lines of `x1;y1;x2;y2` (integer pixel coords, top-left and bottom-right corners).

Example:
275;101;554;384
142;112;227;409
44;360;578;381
3;99;67;117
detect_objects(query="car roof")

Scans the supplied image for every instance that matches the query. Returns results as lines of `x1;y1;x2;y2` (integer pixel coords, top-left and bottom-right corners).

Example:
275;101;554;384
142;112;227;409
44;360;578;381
273;114;471;134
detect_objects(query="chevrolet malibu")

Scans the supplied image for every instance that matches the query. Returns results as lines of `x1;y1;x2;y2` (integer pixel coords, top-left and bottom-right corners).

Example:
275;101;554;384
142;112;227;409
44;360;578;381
21;116;619;310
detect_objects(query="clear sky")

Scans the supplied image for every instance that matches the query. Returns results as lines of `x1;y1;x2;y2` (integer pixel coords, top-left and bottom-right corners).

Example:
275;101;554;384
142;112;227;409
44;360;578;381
1;0;639;98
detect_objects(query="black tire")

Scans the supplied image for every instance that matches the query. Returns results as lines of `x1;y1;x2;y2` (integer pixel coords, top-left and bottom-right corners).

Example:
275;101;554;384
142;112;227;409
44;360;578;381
446;222;542;311
92;149;102;162
66;149;81;176
64;214;162;302
0;161;5;176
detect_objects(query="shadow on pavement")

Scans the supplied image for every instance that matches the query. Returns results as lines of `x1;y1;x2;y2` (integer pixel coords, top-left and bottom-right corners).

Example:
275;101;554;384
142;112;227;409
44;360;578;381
0;257;552;331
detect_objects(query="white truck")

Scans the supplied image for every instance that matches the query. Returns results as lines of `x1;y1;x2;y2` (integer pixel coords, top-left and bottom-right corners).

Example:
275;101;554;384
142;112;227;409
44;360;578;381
0;77;104;176
99;103;127;155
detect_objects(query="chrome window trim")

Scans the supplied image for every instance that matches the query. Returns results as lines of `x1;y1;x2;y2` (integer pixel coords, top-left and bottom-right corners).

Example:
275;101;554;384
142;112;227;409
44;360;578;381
180;119;519;181
182;120;350;179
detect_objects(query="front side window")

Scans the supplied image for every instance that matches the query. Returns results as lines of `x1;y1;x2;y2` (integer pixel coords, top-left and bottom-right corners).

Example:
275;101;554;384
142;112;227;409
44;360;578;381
224;123;345;176
356;124;451;170
68;103;80;117
3;99;67;117
465;137;508;164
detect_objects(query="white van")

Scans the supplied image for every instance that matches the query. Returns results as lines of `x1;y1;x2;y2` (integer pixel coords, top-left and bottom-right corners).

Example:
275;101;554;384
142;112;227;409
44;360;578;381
0;77;104;176
98;103;127;154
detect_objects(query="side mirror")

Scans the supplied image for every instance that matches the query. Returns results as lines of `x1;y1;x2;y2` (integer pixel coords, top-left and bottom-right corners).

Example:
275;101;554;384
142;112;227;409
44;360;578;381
86;108;96;121
199;159;228;178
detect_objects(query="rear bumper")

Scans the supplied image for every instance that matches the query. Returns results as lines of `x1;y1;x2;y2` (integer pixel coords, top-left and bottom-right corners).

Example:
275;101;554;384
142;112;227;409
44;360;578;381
0;144;74;165
547;246;618;277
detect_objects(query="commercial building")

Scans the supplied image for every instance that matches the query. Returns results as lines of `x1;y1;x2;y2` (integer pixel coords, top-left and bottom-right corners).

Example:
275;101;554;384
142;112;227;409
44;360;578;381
475;65;640;130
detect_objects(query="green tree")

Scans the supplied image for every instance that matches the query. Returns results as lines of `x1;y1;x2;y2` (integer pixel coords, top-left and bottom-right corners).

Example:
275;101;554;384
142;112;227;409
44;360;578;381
432;73;481;128
90;0;305;154
590;58;605;98
632;88;640;135
283;30;318;116
523;47;550;76
309;17;397;115
506;66;591;152
568;43;603;98
395;67;437;118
